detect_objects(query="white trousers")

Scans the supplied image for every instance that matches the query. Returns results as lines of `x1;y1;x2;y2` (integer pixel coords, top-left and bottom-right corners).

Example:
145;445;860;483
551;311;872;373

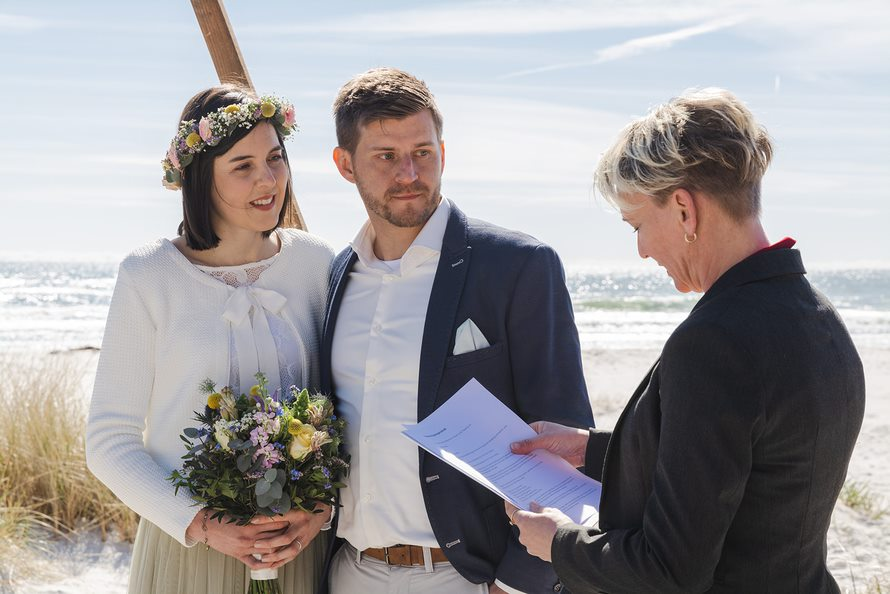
330;543;488;594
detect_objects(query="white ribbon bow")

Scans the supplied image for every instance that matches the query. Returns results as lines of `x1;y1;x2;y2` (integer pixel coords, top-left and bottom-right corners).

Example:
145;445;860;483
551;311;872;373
222;285;287;395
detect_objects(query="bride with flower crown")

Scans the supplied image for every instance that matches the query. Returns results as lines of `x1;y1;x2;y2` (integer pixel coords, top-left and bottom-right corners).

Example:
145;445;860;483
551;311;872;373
86;85;333;594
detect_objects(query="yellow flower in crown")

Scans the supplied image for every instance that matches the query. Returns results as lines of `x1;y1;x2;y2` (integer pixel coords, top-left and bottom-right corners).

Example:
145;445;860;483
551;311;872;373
161;95;297;191
185;132;202;149
249;384;261;397
207;392;222;409
287;419;316;461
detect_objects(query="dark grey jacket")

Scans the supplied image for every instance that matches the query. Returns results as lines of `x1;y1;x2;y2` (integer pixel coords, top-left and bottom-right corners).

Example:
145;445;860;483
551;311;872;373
320;202;594;594
553;247;865;593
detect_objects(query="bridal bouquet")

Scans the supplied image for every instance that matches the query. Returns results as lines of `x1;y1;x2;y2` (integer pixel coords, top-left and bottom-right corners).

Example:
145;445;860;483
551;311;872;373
169;373;348;594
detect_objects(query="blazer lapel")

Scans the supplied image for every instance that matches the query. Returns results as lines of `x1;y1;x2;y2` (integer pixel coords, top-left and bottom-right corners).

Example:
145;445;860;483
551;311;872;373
417;204;472;421
597;357;660;518
320;249;358;395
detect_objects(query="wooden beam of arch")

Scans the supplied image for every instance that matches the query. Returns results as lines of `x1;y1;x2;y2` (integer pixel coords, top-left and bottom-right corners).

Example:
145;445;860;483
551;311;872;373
190;0;307;231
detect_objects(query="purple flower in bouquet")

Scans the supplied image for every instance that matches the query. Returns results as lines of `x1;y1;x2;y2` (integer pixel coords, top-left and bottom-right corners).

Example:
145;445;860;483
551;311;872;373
168;373;349;594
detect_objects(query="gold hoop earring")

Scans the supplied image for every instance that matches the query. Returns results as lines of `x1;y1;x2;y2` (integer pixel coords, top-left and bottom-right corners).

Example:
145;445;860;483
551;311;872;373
684;232;697;244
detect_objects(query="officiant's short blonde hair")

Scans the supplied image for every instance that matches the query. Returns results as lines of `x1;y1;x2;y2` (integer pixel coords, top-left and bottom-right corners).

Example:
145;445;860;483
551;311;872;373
595;88;773;222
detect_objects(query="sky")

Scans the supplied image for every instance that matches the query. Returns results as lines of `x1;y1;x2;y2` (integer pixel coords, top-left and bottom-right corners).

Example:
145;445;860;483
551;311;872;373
1;0;888;268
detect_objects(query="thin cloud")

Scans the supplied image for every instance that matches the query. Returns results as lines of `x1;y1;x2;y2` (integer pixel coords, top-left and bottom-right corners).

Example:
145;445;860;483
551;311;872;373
501;15;749;79
238;0;888;77
244;2;727;37
0;13;190;35
0;13;47;31
83;154;158;166
437;94;624;186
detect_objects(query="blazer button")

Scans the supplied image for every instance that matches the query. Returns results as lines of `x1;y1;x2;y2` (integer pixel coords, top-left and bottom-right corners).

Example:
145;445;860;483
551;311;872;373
553;583;563;592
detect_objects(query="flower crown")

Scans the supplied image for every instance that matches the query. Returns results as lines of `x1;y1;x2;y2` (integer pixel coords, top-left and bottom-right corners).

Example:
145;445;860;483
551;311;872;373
162;95;297;190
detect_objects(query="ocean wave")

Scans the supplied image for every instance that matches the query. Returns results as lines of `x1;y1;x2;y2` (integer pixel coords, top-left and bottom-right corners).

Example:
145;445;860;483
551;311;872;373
573;297;694;313
3;261;889;353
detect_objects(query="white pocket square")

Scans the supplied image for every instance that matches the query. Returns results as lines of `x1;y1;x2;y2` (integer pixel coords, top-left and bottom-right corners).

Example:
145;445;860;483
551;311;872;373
453;318;490;356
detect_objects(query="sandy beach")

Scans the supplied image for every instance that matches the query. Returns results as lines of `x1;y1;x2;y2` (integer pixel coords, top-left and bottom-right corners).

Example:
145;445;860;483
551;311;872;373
8;344;890;593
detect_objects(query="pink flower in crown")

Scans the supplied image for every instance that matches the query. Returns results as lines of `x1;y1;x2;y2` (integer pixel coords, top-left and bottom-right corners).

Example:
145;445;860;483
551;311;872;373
166;144;181;170
198;117;213;142
283;105;296;128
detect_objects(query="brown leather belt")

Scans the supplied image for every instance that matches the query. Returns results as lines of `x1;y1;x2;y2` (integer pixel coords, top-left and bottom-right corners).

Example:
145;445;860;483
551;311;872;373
361;544;449;566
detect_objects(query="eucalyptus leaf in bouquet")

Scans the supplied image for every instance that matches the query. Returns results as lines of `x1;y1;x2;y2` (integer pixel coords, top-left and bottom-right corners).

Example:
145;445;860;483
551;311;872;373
169;373;348;594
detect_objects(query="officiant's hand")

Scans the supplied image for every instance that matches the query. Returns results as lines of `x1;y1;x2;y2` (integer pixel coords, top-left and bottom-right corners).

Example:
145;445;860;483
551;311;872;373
252;503;332;569
504;501;573;562
510;421;589;468
186;510;290;569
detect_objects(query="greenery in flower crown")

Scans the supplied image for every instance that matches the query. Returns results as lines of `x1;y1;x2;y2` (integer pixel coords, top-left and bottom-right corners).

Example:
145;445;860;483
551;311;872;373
161;96;297;190
168;372;348;526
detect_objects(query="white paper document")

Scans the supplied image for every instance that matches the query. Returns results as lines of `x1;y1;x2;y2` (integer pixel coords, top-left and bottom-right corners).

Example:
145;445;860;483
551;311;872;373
402;378;600;525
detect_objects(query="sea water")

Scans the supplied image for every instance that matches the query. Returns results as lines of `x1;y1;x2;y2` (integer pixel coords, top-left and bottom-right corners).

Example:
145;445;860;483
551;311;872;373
567;265;890;349
1;259;888;354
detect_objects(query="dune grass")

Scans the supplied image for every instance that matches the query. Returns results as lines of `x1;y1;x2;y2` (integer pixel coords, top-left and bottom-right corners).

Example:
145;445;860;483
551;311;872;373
0;354;138;574
867;575;889;593
841;480;889;521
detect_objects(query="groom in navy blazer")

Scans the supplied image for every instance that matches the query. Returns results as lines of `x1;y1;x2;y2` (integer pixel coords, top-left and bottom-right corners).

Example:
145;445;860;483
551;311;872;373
318;67;593;594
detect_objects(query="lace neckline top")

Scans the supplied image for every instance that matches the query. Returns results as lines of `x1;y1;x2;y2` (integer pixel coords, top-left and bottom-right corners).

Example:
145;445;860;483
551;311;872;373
194;252;279;288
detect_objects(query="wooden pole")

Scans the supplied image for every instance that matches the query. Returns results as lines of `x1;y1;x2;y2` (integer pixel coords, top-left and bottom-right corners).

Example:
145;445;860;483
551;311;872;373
190;0;307;230
190;0;253;89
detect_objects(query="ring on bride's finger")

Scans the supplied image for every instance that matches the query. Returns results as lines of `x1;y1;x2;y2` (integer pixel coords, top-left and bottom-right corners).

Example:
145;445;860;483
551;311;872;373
295;538;303;553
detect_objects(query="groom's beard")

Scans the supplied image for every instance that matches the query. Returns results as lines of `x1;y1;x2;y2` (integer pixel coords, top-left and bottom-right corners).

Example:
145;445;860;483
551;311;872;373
357;179;442;229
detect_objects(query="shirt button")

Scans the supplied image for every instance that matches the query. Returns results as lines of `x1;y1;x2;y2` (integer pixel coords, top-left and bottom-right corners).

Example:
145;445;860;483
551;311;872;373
372;323;382;334
383;274;395;283
363;493;373;502
363;436;371;443
553;583;563;592
368;377;377;386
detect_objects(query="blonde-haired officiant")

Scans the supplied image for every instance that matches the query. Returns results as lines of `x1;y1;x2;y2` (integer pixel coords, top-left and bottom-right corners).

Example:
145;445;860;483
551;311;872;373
506;88;865;593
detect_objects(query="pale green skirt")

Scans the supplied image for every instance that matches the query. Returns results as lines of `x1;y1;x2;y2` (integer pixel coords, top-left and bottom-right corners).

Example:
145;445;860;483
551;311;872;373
128;518;328;594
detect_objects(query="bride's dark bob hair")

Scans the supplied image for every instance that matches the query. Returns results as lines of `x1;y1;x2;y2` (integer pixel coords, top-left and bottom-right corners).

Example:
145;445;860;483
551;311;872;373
175;85;295;250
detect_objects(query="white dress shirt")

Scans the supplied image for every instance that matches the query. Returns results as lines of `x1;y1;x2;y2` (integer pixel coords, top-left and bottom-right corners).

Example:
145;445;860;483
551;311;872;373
331;198;452;550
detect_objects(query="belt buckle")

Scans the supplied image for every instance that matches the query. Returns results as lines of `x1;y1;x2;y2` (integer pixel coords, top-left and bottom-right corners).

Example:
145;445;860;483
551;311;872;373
384;544;413;567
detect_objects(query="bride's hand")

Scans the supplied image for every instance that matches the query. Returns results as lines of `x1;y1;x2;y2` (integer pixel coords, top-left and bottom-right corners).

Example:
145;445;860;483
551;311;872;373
186;509;290;569
252;503;332;569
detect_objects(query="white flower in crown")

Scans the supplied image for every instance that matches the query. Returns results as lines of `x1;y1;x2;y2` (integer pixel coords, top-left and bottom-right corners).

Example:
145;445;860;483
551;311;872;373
161;95;297;190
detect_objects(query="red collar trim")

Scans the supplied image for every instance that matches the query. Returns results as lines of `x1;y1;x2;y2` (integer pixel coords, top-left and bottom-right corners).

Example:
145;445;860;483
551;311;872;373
756;237;796;254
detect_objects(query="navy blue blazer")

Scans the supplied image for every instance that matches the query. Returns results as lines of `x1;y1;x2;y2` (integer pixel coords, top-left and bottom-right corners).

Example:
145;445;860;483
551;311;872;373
320;202;594;593
552;247;865;593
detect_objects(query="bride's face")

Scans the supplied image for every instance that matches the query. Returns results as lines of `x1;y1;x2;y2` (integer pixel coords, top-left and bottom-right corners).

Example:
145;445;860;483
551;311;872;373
209;122;289;238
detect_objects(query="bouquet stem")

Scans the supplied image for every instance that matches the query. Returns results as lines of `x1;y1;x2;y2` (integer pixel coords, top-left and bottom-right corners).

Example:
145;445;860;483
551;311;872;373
247;579;281;594
249;557;281;594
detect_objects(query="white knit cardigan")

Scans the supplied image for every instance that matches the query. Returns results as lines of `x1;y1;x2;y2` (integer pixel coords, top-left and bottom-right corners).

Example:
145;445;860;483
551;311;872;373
86;229;333;545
